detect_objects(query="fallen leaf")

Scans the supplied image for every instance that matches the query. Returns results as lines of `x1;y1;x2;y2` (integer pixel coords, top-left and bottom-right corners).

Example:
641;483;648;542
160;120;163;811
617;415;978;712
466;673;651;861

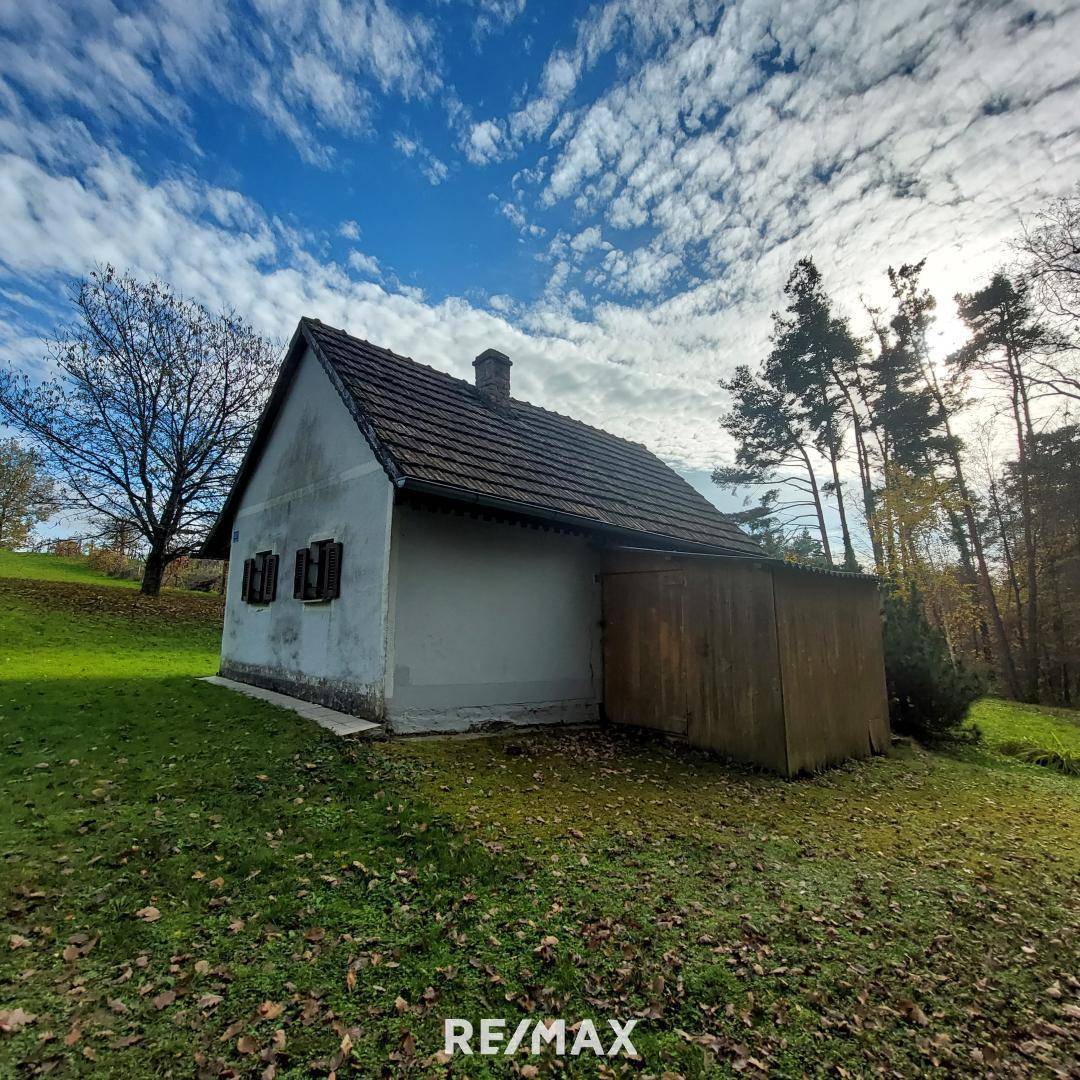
898;999;930;1026
152;990;177;1010
134;907;161;923
0;1008;36;1033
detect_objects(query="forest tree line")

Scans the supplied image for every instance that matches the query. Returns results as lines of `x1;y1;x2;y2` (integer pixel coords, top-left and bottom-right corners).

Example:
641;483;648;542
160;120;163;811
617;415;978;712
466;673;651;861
715;188;1080;708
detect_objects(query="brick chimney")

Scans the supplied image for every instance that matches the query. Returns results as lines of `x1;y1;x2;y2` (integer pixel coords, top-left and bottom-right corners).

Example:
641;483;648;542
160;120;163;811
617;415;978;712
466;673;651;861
473;348;512;409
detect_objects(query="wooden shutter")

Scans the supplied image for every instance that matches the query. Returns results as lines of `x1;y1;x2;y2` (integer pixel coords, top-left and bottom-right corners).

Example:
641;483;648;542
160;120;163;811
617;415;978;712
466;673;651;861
323;541;342;599
293;548;309;599
241;558;252;602
263;554;279;602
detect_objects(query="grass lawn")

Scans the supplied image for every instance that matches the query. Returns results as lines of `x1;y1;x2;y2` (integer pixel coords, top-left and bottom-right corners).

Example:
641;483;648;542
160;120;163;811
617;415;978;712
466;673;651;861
1;557;1078;1076
0;551;140;588
972;698;1080;755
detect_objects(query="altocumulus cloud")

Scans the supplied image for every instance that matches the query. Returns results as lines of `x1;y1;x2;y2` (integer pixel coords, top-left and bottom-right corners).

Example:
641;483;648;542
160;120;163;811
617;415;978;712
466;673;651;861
0;0;1078;477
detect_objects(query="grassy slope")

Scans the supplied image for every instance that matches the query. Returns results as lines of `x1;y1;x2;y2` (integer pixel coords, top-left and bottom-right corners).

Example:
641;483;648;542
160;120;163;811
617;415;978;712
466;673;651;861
972;697;1080;754
1;560;1078;1077
0;551;139;588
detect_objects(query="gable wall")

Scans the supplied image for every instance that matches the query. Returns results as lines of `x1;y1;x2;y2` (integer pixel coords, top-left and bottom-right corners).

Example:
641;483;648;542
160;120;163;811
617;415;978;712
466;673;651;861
219;345;394;716
385;502;602;733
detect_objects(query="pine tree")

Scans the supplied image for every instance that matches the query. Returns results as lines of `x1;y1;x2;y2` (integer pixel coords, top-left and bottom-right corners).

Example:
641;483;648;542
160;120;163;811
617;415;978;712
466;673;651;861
764;258;866;569
954;273;1050;700
717;365;834;565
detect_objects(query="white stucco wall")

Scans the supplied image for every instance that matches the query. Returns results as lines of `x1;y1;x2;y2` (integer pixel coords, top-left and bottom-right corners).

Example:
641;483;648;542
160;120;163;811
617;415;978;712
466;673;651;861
386;503;602;733
220;346;394;716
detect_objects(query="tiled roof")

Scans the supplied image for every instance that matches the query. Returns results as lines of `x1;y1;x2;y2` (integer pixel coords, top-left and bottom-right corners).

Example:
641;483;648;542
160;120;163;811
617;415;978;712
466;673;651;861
302;319;762;557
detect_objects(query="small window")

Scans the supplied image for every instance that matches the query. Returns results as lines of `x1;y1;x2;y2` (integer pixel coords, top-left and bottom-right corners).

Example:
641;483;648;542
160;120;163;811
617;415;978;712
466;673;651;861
293;539;342;601
241;550;278;604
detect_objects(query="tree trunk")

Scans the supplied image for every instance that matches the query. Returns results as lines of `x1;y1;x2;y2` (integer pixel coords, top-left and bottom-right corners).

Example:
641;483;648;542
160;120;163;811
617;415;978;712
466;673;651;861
826;364;883;569
141;544;167;596
1013;410;1040;701
799;445;834;566
914;351;1022;698
948;447;1022;698
827;440;858;569
946;508;992;666
1045;554;1072;706
986;477;1023;646
998;313;1041;699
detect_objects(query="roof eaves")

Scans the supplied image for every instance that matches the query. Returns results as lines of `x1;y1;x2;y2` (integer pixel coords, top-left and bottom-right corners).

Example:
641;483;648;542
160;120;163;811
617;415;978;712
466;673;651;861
609;544;879;581
396;475;762;558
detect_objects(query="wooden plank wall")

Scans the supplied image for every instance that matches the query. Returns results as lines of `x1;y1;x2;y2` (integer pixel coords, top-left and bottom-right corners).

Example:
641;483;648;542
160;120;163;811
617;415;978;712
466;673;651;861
772;571;890;772
683;562;788;772
602;569;689;735
600;551;890;774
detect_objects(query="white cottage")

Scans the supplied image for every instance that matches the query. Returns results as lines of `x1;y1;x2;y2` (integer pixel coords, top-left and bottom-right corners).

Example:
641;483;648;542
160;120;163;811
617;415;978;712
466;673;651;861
202;316;764;736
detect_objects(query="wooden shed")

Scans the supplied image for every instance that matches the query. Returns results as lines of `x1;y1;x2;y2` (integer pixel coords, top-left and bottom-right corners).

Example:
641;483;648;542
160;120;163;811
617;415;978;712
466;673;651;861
601;549;890;774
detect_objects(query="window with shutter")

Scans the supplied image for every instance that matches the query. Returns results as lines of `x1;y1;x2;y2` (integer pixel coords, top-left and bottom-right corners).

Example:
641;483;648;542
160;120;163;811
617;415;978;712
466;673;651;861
242;551;278;604
263;553;279;602
296;539;342;601
324;541;342;598
293;548;309;599
249;554;264;600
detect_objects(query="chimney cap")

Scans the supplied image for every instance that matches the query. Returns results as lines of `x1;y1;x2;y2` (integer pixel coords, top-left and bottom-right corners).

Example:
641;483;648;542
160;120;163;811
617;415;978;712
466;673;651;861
473;347;511;367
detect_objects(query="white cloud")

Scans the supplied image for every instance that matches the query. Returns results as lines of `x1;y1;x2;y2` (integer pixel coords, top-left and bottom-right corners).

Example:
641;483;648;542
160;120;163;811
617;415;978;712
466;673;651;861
493;195;545;237
470;0;528;46
0;119;746;476
569;225;607;254
338;219;361;240
465;119;504;164
392;130;449;184
0;0;442;167
347;250;381;277
484;0;1080;392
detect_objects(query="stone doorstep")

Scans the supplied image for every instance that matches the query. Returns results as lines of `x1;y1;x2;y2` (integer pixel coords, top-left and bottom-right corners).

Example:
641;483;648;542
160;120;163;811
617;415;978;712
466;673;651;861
199;676;382;738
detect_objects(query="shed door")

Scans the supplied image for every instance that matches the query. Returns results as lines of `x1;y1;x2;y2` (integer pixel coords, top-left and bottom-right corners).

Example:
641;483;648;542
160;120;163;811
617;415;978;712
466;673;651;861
601;570;689;736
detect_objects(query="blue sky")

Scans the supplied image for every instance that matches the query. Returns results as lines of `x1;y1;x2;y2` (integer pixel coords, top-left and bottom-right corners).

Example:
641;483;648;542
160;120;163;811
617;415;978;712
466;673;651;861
2;0;1079;552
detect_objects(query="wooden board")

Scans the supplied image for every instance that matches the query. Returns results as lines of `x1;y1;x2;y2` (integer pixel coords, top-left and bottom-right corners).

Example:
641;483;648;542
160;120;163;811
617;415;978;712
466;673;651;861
601;570;689;735
683;562;788;772
772;571;890;772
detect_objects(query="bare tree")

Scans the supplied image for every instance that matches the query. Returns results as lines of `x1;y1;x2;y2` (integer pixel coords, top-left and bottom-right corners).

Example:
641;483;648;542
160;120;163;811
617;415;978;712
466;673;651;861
0;438;59;549
1013;186;1080;401
0;266;277;595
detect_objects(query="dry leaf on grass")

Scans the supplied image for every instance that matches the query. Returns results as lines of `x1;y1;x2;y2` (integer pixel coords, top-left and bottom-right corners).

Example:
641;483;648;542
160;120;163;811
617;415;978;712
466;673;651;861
0;1008;36;1033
